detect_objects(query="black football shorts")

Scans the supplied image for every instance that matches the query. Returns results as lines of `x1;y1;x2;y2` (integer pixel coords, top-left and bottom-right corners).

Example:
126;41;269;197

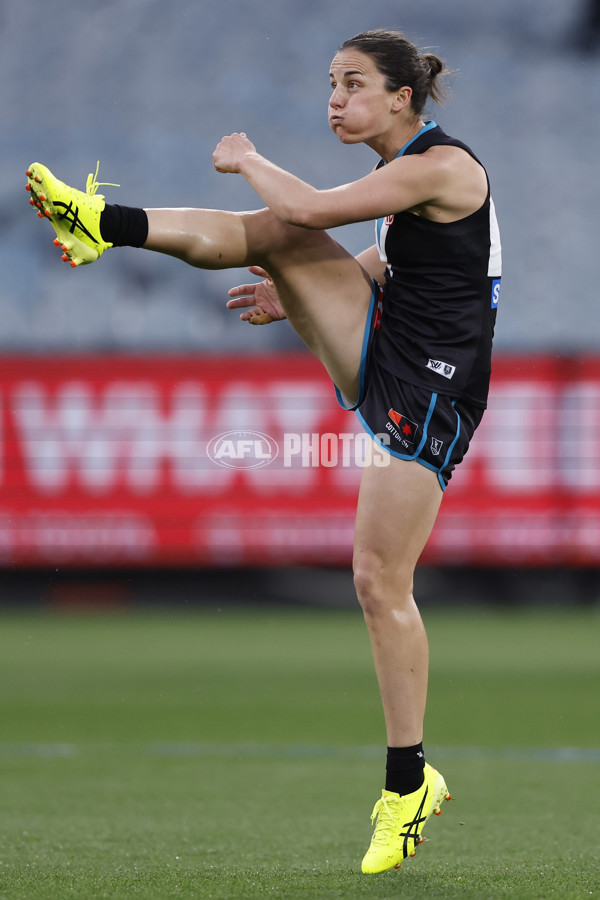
335;282;484;490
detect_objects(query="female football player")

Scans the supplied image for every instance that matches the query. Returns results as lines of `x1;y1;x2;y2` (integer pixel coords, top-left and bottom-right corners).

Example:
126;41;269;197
26;28;501;873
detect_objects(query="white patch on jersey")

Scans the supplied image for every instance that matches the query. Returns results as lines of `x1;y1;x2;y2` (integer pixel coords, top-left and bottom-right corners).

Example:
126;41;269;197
426;358;456;379
375;216;392;264
488;196;502;277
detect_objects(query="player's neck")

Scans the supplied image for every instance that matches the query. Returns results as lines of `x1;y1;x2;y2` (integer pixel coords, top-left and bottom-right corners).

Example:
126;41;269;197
370;118;427;163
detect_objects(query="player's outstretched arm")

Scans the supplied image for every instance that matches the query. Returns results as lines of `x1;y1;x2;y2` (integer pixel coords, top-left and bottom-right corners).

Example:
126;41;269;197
226;265;287;325
213;132;455;232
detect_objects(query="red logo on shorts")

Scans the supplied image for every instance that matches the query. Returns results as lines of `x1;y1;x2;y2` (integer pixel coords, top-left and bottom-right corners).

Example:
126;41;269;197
373;290;383;331
388;408;418;444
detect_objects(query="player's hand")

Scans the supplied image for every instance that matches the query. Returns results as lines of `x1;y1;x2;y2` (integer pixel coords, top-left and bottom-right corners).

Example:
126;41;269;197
213;132;256;174
226;266;287;325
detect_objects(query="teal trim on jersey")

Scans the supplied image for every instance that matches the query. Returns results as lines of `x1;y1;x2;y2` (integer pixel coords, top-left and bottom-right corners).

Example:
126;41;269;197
334;281;378;411
395;119;437;158
375;120;438;255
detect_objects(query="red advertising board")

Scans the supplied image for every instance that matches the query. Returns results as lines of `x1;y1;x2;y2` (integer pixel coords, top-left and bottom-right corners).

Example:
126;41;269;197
0;354;598;567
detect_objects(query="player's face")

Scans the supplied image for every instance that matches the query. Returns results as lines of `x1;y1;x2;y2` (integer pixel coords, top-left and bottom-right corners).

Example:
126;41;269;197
328;50;401;145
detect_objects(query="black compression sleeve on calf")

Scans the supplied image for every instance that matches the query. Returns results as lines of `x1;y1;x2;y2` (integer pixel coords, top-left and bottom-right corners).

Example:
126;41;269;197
100;204;148;248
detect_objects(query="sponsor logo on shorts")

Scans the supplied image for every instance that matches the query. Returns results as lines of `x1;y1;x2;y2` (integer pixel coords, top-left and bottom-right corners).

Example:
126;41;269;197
430;437;444;456
426;358;456;380
386;408;418;449
373;291;384;331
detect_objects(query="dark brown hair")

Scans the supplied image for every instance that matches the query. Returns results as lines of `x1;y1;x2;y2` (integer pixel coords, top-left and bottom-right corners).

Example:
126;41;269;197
338;29;448;115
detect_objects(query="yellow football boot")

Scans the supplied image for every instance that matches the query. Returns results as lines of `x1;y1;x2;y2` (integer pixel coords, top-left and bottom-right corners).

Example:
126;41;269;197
361;762;451;874
25;162;117;267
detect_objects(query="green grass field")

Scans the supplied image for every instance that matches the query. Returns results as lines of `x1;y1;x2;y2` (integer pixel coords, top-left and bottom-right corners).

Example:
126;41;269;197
0;601;598;899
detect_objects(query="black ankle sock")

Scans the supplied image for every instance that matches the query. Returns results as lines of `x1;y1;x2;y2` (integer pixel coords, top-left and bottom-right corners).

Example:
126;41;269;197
100;204;148;248
385;743;425;796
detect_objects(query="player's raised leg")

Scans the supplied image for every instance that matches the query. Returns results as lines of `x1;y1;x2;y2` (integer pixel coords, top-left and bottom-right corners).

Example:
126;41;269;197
144;205;374;401
25;163;374;404
353;455;451;872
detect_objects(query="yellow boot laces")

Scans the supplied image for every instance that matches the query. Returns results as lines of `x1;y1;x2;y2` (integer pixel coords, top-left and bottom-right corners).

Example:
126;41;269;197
369;795;399;844
85;161;120;197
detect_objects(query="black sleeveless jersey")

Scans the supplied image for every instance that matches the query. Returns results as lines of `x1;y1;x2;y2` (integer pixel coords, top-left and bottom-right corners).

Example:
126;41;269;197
374;121;502;408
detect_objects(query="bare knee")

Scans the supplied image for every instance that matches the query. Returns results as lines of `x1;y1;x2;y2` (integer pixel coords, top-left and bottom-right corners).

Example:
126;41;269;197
353;554;414;620
177;231;227;269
